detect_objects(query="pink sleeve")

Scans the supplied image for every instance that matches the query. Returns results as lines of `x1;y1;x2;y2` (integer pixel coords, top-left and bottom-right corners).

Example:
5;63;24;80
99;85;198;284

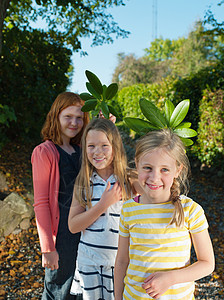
31;145;56;253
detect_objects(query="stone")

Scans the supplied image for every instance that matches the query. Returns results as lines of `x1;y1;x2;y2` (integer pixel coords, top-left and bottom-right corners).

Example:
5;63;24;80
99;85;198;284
0;192;34;239
20;218;30;230
0;172;8;190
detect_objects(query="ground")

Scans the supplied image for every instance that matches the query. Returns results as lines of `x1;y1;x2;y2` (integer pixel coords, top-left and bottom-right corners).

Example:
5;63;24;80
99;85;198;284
0;141;223;299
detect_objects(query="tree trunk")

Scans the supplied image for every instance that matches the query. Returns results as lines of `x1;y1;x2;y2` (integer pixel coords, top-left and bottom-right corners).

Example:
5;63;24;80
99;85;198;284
0;0;11;54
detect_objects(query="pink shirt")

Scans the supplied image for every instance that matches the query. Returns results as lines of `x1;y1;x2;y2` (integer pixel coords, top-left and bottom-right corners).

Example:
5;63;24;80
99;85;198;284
31;140;60;253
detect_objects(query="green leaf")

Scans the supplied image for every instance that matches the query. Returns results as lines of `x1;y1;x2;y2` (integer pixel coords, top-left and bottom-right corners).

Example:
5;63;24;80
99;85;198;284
100;101;110;119
108;105;120;118
81;99;98;112
175;122;191;129
105;83;118;100
86;82;101;100
124;117;158;134
139;98;168;128
170;99;190;128
91;108;100;117
102;85;107;101
79;92;95;101
180;137;194;147
164;100;174;124
86;70;103;95
174;127;197;138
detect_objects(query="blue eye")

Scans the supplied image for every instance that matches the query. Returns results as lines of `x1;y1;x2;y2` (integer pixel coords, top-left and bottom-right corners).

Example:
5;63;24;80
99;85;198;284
143;166;152;171
162;168;169;172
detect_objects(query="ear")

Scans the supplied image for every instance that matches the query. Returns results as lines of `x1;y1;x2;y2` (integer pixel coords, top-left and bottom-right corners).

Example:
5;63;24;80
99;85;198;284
175;164;183;178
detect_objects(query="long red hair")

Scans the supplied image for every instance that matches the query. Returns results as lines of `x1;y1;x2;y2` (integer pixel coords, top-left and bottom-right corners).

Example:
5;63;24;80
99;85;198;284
41;92;89;145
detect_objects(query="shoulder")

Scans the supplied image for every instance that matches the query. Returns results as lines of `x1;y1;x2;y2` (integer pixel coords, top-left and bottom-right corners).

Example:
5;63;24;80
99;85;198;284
122;198;136;211
31;140;59;162
180;195;204;212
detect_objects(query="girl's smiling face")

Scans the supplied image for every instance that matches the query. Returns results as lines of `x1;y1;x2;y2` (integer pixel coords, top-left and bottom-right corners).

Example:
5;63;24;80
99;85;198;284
86;129;114;180
136;148;182;204
59;105;84;143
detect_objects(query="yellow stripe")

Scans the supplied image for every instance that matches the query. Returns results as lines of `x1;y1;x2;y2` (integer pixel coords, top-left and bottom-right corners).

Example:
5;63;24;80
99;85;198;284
130;254;187;263
131;234;189;244
130;244;187;252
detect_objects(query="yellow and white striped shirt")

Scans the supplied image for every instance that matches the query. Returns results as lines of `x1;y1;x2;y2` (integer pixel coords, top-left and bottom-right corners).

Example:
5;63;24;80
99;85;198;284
119;195;208;300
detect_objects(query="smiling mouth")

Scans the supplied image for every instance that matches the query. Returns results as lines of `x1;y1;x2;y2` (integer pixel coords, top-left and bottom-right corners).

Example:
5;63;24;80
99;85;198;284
146;183;162;190
94;158;105;162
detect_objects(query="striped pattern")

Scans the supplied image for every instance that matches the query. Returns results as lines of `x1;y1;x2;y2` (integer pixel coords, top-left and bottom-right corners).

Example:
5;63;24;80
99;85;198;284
71;172;122;299
119;195;208;300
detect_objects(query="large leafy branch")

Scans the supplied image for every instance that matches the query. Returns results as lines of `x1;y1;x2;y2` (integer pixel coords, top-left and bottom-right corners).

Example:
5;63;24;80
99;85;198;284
124;98;197;146
80;70;197;146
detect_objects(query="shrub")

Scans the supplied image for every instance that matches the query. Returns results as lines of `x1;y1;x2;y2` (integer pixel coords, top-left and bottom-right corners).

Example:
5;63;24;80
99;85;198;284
0;27;72;142
195;89;224;168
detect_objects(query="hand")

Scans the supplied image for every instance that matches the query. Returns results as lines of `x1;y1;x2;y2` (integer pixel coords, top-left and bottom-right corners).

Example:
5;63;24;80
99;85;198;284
100;181;122;208
142;272;173;299
42;250;59;270
99;110;116;123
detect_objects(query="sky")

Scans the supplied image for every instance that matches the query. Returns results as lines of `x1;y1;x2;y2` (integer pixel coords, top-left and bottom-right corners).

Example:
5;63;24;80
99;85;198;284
67;0;224;93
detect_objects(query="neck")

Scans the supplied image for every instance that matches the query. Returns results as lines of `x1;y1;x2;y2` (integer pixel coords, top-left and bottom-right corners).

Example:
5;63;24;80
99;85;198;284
59;141;75;155
140;193;171;204
96;166;114;181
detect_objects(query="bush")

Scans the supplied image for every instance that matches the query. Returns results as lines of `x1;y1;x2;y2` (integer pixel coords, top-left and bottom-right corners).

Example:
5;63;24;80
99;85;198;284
116;81;176;120
171;60;224;130
0;27;72;142
195;89;224;168
0;104;17;150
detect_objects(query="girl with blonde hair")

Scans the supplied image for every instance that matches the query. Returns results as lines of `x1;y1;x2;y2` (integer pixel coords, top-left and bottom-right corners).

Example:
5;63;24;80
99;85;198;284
68;118;134;300
114;129;215;300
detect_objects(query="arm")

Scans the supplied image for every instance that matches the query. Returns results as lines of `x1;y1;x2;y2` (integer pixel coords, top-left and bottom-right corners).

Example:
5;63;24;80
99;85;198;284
31;145;57;252
32;145;60;269
114;236;130;300
142;229;215;299
68;181;122;233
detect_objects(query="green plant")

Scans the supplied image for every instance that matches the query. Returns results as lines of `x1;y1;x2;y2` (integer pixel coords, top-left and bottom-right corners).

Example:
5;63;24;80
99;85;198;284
80;70;120;119
195;89;224;167
124;98;197;146
0;104;17;150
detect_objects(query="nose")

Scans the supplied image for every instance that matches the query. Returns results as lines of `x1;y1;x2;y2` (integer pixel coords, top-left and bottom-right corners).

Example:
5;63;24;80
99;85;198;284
150;169;160;183
94;146;102;155
71;117;78;126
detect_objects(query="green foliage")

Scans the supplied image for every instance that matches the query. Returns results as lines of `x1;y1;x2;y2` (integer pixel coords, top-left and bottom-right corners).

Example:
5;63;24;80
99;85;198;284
144;37;184;61
0;104;17;150
124;99;197;146
171;59;224;130
195;89;224;168
0;27;72;141
80;70;119;119
112;53;170;89
5;0;130;52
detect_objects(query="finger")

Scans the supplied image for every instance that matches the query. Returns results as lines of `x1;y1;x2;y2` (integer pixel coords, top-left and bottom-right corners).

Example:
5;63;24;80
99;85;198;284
105;181;111;191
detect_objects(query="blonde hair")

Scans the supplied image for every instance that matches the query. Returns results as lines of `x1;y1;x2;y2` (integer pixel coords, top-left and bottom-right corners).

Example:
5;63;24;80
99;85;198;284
135;129;190;227
74;118;132;208
41;92;89;145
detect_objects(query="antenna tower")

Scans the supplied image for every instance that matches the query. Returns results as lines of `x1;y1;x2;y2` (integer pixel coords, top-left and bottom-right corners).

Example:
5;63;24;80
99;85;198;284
152;0;158;40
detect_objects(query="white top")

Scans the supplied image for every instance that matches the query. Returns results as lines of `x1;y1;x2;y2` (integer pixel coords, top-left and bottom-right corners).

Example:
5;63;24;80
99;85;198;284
77;172;123;267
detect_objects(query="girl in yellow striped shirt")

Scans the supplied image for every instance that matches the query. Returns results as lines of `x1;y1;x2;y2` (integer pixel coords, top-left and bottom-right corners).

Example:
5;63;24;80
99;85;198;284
114;129;215;300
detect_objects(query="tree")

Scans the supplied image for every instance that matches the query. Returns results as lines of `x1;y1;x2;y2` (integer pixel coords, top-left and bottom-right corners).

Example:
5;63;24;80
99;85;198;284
112;53;170;89
0;0;10;53
0;27;73;140
0;0;130;54
144;37;184;61
170;21;217;77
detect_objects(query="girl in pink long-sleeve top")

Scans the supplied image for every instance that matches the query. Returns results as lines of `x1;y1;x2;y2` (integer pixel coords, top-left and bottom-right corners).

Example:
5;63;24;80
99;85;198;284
31;92;89;300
